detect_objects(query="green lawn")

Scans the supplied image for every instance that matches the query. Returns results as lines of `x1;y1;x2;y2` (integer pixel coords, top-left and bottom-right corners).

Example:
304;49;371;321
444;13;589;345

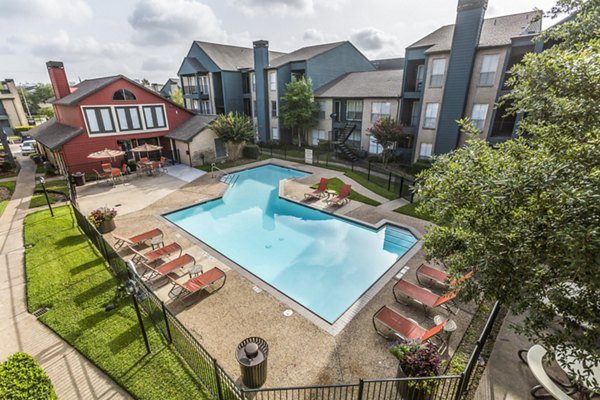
24;206;209;400
394;202;433;221
0;180;16;217
29;179;69;208
312;177;380;206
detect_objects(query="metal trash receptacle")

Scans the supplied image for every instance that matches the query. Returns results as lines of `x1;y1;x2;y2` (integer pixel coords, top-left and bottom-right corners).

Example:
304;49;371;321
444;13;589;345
236;337;268;388
72;172;85;186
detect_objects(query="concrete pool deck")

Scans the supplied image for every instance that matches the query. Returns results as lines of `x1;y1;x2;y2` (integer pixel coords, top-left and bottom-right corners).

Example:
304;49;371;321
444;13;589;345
79;158;477;388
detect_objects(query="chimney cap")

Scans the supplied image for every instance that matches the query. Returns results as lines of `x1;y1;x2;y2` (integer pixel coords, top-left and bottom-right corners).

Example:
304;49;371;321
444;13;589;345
253;40;269;48
46;61;64;69
457;0;487;12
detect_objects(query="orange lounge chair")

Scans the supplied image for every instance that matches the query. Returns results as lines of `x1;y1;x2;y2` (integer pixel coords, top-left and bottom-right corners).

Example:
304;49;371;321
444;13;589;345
130;242;182;264
393;279;461;314
416;264;474;287
141;253;195;280
112;228;163;249
304;178;329;199
373;305;446;346
168;267;226;303
327;184;351;206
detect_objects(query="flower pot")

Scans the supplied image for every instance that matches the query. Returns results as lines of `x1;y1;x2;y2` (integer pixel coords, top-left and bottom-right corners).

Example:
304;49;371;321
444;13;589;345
396;365;430;400
98;219;116;234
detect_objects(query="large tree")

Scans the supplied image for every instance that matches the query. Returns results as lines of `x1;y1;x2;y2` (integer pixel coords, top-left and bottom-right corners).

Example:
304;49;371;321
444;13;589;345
366;117;405;167
415;0;599;388
279;78;319;146
19;84;53;116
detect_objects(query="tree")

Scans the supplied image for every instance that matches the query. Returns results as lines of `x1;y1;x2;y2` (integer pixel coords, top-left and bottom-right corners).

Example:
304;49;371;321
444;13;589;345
19;84;53;115
39;107;55;119
171;87;184;106
210;112;255;143
279;78;319;147
414;0;600;388
366;117;405;166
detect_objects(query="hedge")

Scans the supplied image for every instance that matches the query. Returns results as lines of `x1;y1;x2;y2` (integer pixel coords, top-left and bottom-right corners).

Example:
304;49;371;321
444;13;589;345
14;126;35;134
0;352;57;399
243;144;260;159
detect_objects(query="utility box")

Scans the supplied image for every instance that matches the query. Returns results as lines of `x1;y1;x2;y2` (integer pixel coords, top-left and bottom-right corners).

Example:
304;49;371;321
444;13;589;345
72;172;85;186
235;337;269;388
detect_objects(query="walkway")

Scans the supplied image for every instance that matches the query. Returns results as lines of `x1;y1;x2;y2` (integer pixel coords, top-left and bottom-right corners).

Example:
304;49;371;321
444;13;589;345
0;157;130;399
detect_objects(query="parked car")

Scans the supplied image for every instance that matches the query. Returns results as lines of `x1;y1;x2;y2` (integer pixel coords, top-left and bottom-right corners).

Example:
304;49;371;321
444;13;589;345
21;140;37;156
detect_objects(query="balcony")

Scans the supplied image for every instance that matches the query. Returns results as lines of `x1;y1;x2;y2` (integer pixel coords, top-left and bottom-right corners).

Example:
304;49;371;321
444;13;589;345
183;85;199;95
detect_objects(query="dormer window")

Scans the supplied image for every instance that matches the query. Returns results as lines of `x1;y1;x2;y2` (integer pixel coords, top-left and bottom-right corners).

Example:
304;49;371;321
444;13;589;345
112;89;136;100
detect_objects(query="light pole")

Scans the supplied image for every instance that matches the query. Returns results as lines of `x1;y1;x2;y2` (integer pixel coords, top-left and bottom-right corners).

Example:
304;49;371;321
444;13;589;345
38;176;54;217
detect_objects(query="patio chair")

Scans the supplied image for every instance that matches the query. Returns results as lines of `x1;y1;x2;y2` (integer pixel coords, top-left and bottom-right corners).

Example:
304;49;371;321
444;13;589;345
141;253;195;281
159;156;168;173
93;169;107;184
393;279;461;315
111;168;123;185
101;163;112;173
416;264;474;288
304;178;329;199
518;345;575;399
111;228;163;249
326;184;351;206
130;242;182;265
373;305;446;347
168;267;226;304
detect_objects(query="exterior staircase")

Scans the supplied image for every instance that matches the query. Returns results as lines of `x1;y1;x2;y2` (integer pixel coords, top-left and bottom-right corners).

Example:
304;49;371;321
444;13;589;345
335;123;360;162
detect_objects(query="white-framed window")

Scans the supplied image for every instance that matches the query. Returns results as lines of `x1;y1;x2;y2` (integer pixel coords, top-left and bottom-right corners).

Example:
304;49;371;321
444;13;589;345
370;102;391;123
200;101;211;114
429;58;446;87
410;101;421;127
251;74;256;92
271;127;279;140
83;107;115;134
311;129;326;146
346;100;363;121
416;64;424;91
271;101;277;118
419;143;433;159
368;135;383;154
142;105;166;129
115;106;141;131
479;54;499;86
269;72;277;91
199;75;210;94
191;99;199;110
471;103;489;131
317;101;326;119
423;103;439;129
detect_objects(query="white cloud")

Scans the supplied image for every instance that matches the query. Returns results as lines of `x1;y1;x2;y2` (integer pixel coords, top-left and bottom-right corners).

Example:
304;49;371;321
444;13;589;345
350;27;400;58
302;29;339;45
128;0;227;46
0;0;92;21
142;57;176;72
228;0;313;15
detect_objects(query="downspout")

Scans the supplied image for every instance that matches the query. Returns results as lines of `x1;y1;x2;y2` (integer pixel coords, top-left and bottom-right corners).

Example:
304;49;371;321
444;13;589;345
187;142;192;166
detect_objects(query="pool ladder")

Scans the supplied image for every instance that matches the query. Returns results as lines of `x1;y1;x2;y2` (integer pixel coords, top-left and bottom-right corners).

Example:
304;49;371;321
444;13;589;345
211;163;239;185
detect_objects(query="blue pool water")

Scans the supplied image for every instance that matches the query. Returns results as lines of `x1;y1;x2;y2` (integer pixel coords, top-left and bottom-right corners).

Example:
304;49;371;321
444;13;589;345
165;165;417;323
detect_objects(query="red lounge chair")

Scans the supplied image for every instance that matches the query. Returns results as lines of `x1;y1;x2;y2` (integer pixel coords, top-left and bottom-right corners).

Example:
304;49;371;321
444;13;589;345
168;267;226;304
93;169;107;184
304;178;329;199
373;305;446;345
142;253;195;280
111;228;163;249
416;264;474;287
131;242;182;264
393;279;461;314
327;184;351;206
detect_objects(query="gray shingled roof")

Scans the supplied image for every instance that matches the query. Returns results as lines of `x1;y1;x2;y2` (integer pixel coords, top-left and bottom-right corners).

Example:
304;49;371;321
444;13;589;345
195;41;286;71
28;117;84;150
408;11;541;53
52;76;120;106
268;42;346;68
314;70;403;98
166;114;216;142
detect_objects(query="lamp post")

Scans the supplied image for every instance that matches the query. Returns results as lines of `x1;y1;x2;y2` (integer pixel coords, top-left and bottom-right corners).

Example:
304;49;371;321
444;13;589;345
38;176;54;217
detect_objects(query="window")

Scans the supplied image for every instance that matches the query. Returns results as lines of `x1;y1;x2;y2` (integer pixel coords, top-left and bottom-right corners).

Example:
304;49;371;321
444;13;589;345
269;72;277;91
182;75;197;94
369;135;383;154
271;127;279;140
311;129;326;146
423;103;439;129
346;100;363;121
83;107;115;134
317;101;326;119
370;102;391;123
271;101;277;118
479;54;499;86
115;107;141;131
201;101;211;114
251;74;256;92
410;101;421;127
419;143;433;159
199;75;209;94
429;58;446;87
112;89;136;101
471;104;489;131
142;105;166;129
416;65;424;91
191;99;199;110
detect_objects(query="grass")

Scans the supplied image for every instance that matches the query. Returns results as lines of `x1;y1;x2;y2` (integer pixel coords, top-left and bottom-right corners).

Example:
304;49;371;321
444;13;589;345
24;206;209;400
312;177;380;206
29;178;69;209
394;202;433;222
0;180;16;217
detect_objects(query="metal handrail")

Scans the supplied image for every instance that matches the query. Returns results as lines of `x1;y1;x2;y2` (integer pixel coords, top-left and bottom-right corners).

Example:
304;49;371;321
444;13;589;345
211;163;229;180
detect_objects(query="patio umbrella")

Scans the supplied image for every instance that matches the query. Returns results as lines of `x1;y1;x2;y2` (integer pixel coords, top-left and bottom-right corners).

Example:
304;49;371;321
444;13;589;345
130;143;163;160
87;148;125;160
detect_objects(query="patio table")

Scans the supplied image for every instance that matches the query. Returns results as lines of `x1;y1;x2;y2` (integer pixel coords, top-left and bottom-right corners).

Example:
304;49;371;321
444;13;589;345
555;346;600;397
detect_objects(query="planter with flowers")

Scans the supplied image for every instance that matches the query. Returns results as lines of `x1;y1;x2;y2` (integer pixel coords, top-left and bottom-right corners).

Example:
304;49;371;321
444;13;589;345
88;207;117;233
387;340;441;400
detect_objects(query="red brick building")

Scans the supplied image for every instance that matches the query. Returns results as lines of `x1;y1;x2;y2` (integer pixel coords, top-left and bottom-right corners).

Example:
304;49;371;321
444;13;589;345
30;61;195;174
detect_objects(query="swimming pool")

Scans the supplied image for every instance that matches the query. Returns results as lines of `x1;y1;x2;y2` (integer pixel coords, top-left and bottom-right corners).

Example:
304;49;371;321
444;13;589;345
165;165;417;323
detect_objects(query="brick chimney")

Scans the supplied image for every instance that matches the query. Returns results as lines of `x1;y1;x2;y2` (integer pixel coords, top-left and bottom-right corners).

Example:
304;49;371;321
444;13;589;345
46;61;71;100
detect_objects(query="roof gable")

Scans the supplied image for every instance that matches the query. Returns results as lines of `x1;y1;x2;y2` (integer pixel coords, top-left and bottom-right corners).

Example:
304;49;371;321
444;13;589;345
52;76;120;106
166;114;216;142
27;117;84;150
269;41;346;68
194;41;286;71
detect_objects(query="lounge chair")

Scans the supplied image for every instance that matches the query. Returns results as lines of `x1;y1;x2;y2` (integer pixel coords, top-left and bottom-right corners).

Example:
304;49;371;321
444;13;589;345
141;253;195;280
393;279;461;314
111;228;163;249
373;305;446;347
130;242;182;264
93;169;107;184
326;184;351;206
304;178;329;199
416;264;473;287
168;267;226;304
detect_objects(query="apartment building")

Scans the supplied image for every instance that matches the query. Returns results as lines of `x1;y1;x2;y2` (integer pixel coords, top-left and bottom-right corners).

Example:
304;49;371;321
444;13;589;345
401;0;542;161
0;79;29;134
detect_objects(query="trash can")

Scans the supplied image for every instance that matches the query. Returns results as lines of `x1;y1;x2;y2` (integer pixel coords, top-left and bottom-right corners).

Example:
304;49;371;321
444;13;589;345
72;172;86;186
235;337;268;388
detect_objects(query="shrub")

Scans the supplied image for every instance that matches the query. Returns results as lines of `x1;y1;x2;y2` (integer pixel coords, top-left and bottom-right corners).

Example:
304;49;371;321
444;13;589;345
243;144;260;159
266;139;280;147
0;352;57;399
14;126;35;134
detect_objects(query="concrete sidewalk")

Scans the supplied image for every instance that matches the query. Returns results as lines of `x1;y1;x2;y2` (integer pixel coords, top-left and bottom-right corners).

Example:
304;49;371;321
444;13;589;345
0;157;130;399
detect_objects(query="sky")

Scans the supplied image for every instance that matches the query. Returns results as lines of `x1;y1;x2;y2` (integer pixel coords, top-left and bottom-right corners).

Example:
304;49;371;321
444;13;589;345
0;0;560;85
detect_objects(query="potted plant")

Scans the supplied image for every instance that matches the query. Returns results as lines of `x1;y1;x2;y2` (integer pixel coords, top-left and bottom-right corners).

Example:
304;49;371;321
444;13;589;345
387;340;441;400
127;159;137;172
88;207;118;233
